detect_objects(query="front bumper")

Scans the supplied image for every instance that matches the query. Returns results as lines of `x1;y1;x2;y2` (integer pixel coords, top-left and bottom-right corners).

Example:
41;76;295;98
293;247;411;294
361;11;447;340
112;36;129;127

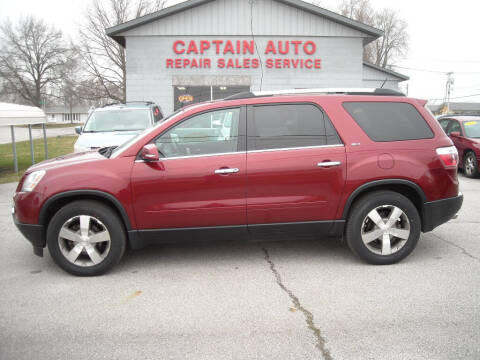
12;213;45;257
422;193;463;232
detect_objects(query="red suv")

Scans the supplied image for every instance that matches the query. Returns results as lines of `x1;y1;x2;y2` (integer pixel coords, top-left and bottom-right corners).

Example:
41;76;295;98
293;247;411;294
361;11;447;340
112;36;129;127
438;115;480;178
13;89;463;276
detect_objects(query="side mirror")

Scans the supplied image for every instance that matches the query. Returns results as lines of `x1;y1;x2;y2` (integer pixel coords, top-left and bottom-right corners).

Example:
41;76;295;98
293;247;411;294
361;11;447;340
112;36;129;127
450;131;461;137
75;126;82;135
140;144;160;161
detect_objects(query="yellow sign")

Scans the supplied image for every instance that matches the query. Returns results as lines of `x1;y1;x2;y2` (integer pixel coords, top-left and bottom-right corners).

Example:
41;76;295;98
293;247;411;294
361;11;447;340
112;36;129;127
464;121;477;126
178;95;193;103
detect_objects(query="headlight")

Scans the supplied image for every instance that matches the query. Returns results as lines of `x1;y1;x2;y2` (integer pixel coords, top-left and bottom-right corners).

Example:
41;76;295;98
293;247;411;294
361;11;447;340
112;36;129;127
22;170;46;192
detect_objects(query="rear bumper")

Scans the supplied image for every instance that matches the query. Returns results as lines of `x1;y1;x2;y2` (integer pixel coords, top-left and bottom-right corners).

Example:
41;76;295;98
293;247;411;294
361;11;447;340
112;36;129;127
12;214;45;257
422;193;463;232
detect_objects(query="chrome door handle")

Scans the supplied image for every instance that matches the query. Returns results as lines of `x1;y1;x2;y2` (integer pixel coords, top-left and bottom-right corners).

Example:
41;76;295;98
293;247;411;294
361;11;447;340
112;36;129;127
317;161;341;168
215;168;239;175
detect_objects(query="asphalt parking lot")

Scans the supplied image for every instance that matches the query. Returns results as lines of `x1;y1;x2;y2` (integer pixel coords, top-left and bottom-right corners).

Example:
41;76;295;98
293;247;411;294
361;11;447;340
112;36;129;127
0;175;479;360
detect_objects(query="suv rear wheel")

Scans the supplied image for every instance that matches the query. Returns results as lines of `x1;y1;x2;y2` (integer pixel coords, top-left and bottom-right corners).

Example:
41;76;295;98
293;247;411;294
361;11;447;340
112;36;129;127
47;200;126;276
345;191;421;265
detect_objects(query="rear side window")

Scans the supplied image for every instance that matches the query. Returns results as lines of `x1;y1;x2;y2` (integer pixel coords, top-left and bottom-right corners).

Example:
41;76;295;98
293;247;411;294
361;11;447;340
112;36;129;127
343;102;434;142
248;104;342;151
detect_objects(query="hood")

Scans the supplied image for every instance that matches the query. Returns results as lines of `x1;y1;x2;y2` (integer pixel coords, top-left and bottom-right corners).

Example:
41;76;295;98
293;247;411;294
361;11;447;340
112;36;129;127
75;131;141;148
27;150;105;173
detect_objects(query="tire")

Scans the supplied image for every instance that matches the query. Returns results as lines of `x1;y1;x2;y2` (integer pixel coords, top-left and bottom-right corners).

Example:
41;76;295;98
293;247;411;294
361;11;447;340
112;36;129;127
345;190;421;265
463;152;478;178
47;200;126;276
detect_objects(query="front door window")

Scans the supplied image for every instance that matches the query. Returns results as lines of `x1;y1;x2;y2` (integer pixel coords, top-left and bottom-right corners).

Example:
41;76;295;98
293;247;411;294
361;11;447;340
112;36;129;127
155;107;241;158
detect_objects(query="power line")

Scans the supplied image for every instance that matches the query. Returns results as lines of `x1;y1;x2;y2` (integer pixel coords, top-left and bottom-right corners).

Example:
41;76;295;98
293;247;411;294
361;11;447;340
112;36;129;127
393;65;480;75
429;93;480;101
393;65;447;74
249;0;264;91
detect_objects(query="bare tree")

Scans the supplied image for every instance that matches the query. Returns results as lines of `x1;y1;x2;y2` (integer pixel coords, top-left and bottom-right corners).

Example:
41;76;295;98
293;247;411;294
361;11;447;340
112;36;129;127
0;17;71;107
58;52;85;122
371;9;408;67
338;0;408;67
79;0;167;103
338;0;373;25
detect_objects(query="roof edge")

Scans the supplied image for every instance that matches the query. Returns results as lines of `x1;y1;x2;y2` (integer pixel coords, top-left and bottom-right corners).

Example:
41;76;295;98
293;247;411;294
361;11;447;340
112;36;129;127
363;62;410;81
106;0;383;47
275;0;383;38
106;0;216;42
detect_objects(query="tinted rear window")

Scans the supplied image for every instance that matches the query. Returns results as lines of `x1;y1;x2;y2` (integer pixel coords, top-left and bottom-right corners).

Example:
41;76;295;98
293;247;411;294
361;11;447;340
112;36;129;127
343;102;433;142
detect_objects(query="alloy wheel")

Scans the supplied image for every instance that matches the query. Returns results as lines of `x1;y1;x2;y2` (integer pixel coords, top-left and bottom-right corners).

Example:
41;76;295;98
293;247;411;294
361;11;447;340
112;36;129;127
58;215;111;267
361;205;411;256
465;154;476;176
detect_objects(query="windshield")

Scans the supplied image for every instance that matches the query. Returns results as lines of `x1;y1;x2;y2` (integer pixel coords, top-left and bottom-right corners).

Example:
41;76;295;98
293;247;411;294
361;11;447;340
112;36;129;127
463;120;480;138
110;109;186;158
83;109;151;132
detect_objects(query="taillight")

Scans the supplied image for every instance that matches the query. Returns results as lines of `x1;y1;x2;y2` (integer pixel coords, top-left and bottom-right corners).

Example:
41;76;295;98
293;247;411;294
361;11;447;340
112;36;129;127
436;146;459;168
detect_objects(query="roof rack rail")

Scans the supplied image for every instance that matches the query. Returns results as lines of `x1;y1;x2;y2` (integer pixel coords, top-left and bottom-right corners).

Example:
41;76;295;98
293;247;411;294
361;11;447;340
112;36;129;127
102;101;154;108
225;92;257;100
125;101;154;105
225;88;405;100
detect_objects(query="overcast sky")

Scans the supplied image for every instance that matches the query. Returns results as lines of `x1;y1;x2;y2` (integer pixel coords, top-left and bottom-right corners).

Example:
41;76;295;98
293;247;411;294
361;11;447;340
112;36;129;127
1;0;479;103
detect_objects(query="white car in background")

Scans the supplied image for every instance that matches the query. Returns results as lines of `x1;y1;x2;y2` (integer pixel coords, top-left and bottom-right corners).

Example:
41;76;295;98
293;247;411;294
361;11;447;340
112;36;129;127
74;102;164;153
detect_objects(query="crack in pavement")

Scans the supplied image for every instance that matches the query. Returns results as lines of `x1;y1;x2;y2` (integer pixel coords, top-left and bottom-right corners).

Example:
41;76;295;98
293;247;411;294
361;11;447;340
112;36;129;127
430;233;480;263
448;221;480;224
260;245;333;360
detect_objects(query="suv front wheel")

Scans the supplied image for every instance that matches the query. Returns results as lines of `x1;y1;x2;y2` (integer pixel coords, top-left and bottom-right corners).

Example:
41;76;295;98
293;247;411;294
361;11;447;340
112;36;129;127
47;200;126;276
345;191;421;265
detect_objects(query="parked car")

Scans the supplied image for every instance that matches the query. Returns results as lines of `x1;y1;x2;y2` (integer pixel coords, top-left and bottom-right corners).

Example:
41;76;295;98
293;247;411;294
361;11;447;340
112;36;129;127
438;115;480;178
73;102;164;153
13;88;463;276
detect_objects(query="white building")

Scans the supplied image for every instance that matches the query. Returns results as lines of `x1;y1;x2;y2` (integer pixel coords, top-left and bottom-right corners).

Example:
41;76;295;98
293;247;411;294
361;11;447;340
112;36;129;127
106;0;408;114
45;105;91;123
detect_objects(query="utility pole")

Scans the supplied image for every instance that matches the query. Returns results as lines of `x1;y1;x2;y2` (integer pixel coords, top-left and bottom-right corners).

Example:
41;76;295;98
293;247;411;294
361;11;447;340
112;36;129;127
445;72;454;114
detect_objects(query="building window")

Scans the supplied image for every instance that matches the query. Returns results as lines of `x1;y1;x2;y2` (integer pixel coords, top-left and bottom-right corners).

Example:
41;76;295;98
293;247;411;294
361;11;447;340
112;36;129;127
174;86;250;111
62;113;81;122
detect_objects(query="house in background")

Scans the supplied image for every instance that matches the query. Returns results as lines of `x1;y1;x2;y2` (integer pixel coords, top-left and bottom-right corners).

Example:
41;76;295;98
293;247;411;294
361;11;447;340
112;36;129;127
45;105;92;123
428;102;480;116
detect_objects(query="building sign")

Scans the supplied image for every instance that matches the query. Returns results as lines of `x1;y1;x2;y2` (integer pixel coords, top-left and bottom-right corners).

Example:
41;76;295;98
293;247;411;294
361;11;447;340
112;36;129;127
166;40;321;70
178;94;194;103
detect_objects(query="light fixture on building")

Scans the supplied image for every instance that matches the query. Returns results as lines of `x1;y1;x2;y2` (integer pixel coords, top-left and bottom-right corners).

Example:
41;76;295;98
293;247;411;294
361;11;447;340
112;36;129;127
177;86;186;90
220;86;228;91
